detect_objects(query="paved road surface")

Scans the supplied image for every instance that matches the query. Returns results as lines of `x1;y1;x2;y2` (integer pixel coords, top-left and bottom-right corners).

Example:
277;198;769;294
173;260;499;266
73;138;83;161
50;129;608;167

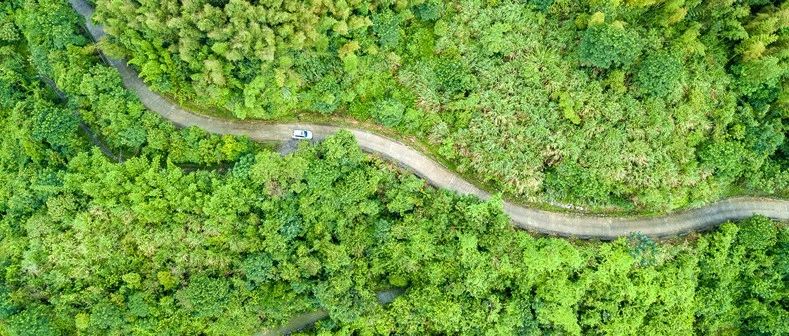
68;0;789;239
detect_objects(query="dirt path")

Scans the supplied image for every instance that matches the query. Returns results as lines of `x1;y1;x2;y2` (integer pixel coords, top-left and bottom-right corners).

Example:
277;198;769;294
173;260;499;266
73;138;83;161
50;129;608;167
68;0;789;239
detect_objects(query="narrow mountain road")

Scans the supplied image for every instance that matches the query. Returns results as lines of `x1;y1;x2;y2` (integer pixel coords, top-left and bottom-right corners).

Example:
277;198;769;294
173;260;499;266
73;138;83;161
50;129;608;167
69;0;789;239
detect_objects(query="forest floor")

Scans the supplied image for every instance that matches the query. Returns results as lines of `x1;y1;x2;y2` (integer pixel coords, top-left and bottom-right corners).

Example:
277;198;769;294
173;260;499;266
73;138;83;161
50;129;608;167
67;0;789;239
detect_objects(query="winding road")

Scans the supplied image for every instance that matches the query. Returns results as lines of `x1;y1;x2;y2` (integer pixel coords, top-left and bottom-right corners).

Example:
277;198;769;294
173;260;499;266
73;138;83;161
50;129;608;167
69;0;788;239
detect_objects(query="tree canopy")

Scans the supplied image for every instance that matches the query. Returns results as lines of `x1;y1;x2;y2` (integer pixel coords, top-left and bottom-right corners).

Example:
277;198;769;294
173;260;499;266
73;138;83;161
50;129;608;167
0;2;787;334
91;0;788;212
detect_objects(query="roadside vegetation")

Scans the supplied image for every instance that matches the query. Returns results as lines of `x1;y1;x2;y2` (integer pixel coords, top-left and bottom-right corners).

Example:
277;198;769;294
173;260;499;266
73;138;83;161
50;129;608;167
1;1;788;335
92;0;788;211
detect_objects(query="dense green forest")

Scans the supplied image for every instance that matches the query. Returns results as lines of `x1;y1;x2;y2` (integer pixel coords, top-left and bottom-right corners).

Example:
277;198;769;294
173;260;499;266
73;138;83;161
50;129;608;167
1;1;788;334
92;0;789;211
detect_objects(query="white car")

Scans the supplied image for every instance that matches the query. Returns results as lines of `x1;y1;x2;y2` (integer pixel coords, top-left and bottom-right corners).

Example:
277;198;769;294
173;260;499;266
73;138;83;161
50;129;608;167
292;129;313;140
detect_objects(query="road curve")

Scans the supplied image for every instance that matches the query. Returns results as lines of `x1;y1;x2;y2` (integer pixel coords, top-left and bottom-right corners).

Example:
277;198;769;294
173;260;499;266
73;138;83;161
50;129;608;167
69;0;789;239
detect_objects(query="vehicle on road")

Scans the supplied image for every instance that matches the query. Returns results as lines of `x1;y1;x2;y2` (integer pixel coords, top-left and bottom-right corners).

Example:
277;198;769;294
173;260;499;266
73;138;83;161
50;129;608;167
292;130;313;140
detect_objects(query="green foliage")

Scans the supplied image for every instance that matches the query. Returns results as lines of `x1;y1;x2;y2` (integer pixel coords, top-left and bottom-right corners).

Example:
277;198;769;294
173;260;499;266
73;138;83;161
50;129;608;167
4;306;57;336
31;105;79;149
731;3;789;97
373;98;406;127
627;232;659;266
176;276;230;318
0;5;787;334
528;0;555;12
413;0;444;21
242;253;275;284
0;11;19;42
694;218;788;335
636;51;684;98
699;140;749;184
545;161;611;204
579;23;642;69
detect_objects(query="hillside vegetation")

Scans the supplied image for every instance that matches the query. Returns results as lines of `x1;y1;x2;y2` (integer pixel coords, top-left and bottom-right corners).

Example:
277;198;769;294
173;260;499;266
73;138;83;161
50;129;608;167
93;0;788;211
1;1;788;335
